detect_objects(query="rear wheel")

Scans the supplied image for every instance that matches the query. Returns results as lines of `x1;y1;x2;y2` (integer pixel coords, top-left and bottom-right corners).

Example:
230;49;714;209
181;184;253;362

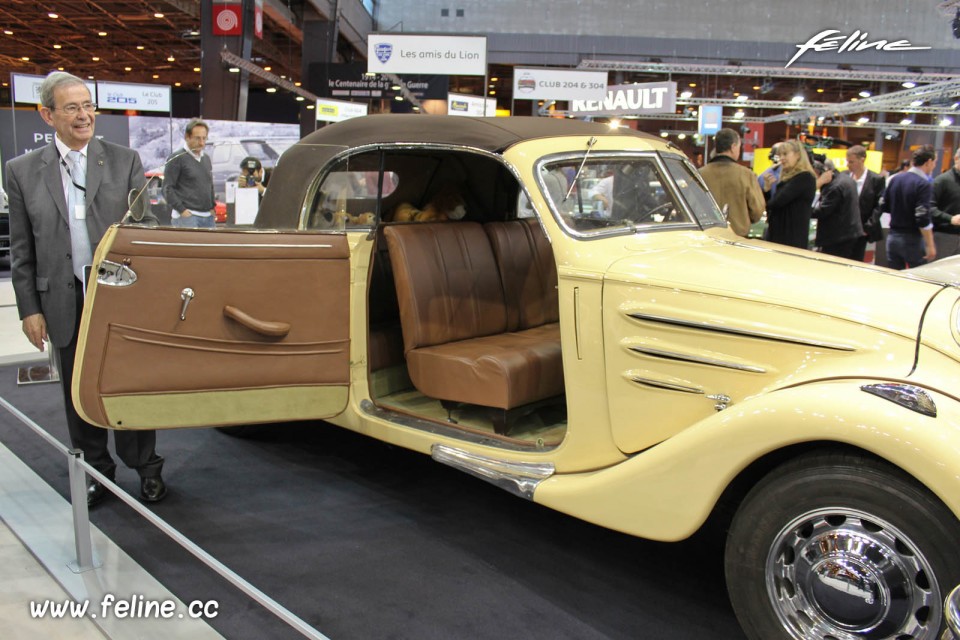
725;451;960;640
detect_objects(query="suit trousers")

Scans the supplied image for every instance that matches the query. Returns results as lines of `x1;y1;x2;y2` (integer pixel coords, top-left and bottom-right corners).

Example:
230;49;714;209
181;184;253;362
57;279;164;479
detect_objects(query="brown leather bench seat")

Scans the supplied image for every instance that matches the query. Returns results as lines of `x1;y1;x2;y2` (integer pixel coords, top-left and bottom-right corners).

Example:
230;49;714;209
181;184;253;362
383;221;563;414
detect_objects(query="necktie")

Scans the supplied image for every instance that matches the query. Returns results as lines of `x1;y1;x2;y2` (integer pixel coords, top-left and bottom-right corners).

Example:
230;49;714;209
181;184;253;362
66;150;93;281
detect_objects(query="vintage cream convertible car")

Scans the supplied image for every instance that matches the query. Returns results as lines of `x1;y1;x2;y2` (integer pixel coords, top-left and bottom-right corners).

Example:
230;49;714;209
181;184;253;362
75;115;960;640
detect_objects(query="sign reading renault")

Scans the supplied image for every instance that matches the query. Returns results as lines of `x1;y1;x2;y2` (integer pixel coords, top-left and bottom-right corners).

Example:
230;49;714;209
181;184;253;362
315;98;368;123
367;35;487;76
570;82;677;115
512;68;607;101
97;81;171;113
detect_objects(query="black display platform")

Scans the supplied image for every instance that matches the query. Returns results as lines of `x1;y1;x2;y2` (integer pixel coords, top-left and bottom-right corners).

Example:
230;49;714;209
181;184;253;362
0;365;745;640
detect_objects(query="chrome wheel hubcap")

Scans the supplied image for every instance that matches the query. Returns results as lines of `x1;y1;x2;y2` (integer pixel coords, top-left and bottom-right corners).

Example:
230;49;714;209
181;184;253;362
766;508;941;639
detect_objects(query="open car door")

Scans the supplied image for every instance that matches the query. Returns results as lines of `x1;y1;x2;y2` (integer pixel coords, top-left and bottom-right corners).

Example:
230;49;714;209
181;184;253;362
73;225;351;430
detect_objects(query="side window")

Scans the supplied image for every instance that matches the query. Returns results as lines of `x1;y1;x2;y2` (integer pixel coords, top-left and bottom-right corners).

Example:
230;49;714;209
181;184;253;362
540;157;691;236
304;157;398;230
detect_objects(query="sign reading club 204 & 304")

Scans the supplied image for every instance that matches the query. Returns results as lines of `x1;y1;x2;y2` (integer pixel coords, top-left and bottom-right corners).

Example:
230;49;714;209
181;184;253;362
367;35;487;76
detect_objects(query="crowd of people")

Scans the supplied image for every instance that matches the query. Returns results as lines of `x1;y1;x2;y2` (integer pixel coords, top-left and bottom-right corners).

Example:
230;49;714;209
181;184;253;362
700;127;960;269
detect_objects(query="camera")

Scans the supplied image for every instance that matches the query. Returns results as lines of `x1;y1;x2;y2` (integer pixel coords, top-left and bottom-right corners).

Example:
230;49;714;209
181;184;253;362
242;175;260;187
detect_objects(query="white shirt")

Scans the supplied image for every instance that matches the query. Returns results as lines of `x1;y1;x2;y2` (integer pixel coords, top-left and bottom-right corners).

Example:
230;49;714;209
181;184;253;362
54;135;88;205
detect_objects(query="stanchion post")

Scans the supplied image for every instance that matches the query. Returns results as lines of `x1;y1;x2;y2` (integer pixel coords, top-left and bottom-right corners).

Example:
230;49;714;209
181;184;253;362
66;448;99;572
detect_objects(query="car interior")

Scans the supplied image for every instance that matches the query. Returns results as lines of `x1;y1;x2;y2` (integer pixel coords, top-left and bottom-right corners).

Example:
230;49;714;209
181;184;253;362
305;148;568;449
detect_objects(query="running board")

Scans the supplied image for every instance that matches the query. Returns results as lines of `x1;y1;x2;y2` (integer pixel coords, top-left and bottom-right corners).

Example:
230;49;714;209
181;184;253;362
431;444;555;500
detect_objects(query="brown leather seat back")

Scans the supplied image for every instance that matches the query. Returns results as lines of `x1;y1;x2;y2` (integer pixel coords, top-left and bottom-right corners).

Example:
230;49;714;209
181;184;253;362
384;222;507;353
484;219;559;331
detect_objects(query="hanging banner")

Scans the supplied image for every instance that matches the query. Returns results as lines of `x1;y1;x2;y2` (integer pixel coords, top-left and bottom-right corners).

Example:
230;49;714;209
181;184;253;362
367;35;486;76
97;81;171;113
12;73;97;106
213;2;243;36
447;93;497;117
512;68;607;101
254;0;263;39
316;98;369;123
699;105;723;135
309;62;448;101
570;82;676;115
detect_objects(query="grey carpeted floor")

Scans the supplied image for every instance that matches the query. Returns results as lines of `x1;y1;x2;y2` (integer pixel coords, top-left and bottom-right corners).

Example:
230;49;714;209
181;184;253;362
0;365;746;640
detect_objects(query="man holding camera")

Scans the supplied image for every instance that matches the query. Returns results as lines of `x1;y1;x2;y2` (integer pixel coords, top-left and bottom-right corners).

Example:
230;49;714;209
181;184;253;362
239;156;266;199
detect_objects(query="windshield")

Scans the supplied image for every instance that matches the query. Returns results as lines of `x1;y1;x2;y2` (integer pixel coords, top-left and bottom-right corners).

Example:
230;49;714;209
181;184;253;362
539;155;693;236
662;156;726;228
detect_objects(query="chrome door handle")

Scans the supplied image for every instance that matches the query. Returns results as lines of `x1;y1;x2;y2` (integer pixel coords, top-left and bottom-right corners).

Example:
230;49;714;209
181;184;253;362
179;288;195;321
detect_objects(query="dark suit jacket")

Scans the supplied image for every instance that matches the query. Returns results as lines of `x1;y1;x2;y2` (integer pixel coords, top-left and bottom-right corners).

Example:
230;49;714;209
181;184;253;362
847;169;885;241
813;171;863;247
6;138;148;347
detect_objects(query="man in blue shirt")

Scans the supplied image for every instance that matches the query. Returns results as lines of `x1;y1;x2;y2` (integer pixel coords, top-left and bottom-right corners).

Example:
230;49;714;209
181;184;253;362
883;145;937;269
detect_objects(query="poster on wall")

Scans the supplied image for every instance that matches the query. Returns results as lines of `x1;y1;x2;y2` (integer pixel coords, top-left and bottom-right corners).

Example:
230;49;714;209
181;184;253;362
367;34;487;76
315;98;368;123
447;93;497;117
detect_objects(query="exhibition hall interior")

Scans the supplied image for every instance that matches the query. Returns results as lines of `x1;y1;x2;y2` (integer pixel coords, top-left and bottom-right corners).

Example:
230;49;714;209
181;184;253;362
2;2;960;639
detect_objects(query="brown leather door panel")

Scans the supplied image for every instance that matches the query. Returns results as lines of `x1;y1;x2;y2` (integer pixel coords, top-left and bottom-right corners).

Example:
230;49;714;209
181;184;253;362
75;226;351;429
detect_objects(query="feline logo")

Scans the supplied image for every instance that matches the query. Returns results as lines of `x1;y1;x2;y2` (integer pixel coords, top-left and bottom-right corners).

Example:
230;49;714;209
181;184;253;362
787;30;930;68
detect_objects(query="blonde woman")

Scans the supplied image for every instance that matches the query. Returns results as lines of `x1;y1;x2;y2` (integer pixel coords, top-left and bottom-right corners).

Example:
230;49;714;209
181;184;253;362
761;140;817;249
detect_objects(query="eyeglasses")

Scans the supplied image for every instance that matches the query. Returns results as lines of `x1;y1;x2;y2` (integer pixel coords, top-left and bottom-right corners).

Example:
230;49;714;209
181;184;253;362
52;102;97;116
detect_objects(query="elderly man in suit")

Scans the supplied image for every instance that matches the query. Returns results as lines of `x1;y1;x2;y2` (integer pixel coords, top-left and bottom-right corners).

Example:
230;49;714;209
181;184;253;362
6;71;167;506
845;145;887;262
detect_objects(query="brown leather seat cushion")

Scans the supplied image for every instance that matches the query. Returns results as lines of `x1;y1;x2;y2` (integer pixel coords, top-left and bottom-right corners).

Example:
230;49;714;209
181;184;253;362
484;219;559;330
384;222;564;411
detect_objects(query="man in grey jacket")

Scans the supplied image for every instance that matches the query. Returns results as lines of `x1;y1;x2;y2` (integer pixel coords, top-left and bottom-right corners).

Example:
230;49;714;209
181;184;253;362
163;118;216;228
6;71;166;506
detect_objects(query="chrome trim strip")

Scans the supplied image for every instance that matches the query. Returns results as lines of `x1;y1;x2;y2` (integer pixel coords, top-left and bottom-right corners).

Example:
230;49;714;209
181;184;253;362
627;345;766;373
627;311;856;351
431;444;555;500
359;400;558;453
130;241;333;248
628;376;704;394
861;383;937;418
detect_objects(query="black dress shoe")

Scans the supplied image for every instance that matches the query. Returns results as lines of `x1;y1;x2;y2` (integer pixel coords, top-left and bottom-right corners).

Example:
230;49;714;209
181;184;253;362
86;479;109;507
140;476;167;503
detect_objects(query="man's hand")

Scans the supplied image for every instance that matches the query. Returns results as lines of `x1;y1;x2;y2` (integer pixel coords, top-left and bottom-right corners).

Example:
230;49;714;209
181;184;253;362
816;170;834;189
22;314;48;352
922;227;937;262
951;213;960;226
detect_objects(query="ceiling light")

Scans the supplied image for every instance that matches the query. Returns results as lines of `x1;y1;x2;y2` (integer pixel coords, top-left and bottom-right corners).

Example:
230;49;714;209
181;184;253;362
940;117;954;127
57;67;63;71
152;74;159;79
174;82;181;87
850;97;859;102
491;77;499;82
752;85;760;91
294;81;301;87
88;76;94;80
911;99;924;107
736;95;748;102
92;56;100;61
137;45;144;50
953;102;960;109
167;55;175;62
791;94;805;103
264;66;271;71
394;96;403;101
608;119;621;129
154;12;164;18
734;110;745;119
124;67;131;71
680;90;692;99
48;12;59;19
266;87;277;93
53;44;61;49
857;116;870;124
391;84;401;90
306;105;315;110
489;90;496;95
902;81;917;89
228;67;240;73
3;29;13;35
20;56;29;61
688;83;696;88
900;118;913;125
193;67;200;72
859;90;872;98
660;131;669;137
296;96;305;101
678;133;687;140
98;31;107;37
189;30;199;36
